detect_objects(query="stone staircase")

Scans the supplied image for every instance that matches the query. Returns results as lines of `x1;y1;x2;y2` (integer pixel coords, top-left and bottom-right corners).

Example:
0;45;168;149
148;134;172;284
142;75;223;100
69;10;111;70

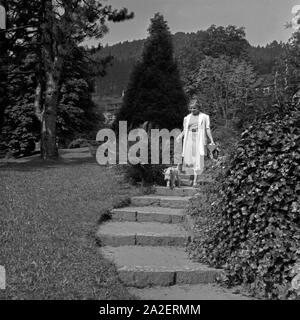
96;176;223;290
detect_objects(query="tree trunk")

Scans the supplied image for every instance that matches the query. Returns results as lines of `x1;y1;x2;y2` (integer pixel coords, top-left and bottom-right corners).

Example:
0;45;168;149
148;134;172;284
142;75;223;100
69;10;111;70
40;0;63;160
34;80;43;122
40;58;63;160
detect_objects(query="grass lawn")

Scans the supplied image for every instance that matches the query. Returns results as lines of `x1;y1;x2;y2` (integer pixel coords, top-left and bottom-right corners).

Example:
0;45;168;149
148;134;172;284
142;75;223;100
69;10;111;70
0;148;141;299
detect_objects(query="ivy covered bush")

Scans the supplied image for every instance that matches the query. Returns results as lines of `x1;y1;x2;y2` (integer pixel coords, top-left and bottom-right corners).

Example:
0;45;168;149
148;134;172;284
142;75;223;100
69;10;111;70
190;104;300;299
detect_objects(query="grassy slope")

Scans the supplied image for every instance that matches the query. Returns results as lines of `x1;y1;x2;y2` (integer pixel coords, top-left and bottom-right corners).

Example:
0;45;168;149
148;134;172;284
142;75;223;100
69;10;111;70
0;149;141;300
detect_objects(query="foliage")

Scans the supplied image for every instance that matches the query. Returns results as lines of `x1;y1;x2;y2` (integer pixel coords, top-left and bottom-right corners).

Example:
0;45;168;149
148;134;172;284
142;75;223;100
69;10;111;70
271;32;300;107
92;25;273;99
186;56;259;130
57;47;105;147
212;126;238;152
122;163;166;186
114;13;187;186
247;41;286;75
0;53;40;157
190;103;300;299
1;44;103;155
98;24;282;133
287;32;300;93
0;101;39;157
120;130;168;186
57;77;96;146
177;25;250;84
4;0;134;159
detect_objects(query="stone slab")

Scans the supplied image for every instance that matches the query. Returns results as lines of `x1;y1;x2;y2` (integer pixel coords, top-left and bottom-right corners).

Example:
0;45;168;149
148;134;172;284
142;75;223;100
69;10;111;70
111;206;185;224
100;246;221;287
179;174;213;184
155;186;198;197
129;283;253;300
111;209;137;222
96;221;190;247
131;195;191;209
118;267;175;288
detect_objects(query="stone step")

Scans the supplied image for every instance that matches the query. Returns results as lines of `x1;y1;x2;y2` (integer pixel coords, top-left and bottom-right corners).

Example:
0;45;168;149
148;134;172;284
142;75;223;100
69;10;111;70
100;246;221;288
131;195;191;209
177;180;193;187
180;171;212;178
155;186;198;197
179;174;213;185
111;206;185;224
129;284;252;300
96;221;190;247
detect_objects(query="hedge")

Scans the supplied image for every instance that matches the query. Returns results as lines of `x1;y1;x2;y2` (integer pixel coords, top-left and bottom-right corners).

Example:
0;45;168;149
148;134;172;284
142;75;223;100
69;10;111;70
190;104;300;299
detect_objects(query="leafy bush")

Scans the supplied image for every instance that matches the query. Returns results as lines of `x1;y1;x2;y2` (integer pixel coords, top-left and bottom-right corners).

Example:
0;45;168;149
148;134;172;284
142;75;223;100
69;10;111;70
190;104;300;299
57;77;103;148
212;126;238;154
122;163;166;186
1;46;103;157
0;100;40;157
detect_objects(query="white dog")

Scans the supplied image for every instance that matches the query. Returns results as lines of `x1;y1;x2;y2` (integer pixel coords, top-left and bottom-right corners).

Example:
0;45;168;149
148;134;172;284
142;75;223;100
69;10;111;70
163;166;181;189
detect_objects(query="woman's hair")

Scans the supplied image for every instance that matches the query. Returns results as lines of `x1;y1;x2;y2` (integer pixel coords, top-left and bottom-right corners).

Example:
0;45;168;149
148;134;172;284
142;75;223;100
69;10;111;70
189;96;201;110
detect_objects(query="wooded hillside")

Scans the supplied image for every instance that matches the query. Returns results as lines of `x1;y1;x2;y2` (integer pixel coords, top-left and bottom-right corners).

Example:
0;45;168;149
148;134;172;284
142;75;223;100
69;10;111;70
91;31;286;98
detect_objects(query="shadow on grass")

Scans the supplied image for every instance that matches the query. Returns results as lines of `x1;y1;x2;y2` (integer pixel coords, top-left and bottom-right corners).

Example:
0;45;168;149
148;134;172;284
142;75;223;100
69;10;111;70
0;148;104;172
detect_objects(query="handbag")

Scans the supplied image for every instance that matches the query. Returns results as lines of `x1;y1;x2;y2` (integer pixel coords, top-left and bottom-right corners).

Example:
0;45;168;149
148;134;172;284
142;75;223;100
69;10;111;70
207;144;219;160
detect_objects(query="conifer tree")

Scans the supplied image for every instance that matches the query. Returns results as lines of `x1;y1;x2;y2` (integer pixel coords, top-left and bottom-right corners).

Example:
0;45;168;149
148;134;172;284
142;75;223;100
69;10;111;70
115;13;188;131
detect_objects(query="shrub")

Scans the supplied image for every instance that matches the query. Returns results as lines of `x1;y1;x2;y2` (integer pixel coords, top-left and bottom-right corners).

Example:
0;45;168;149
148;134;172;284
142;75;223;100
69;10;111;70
212;126;238;154
191;104;300;299
0;101;40;157
123;163;166;186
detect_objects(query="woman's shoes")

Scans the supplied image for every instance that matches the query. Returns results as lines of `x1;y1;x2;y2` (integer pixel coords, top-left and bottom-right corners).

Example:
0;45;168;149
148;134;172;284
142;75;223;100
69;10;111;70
191;180;198;188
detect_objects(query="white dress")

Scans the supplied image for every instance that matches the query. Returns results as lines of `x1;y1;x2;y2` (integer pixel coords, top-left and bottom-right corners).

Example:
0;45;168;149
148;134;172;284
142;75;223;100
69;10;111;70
182;112;210;175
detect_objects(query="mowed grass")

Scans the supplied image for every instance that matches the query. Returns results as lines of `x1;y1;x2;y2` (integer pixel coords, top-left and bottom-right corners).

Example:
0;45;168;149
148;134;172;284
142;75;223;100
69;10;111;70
0;149;141;299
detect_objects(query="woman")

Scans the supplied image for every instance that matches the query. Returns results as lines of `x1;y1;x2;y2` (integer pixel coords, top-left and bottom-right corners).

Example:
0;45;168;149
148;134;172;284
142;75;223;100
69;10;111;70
177;98;215;186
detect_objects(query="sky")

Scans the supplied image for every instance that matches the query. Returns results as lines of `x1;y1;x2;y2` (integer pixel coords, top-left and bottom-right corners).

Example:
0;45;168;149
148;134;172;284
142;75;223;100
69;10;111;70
85;0;300;47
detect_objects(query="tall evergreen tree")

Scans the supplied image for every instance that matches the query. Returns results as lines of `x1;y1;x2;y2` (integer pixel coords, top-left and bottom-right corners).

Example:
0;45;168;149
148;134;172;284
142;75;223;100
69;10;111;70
115;13;188;131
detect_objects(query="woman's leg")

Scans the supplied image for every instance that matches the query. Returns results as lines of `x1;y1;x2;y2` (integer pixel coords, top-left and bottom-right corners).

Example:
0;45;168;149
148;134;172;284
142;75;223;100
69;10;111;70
193;156;205;187
183;131;194;176
193;171;197;186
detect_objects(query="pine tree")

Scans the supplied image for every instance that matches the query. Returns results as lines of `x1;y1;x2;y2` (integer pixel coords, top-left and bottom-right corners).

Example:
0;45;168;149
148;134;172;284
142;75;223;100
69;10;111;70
115;13;188;131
